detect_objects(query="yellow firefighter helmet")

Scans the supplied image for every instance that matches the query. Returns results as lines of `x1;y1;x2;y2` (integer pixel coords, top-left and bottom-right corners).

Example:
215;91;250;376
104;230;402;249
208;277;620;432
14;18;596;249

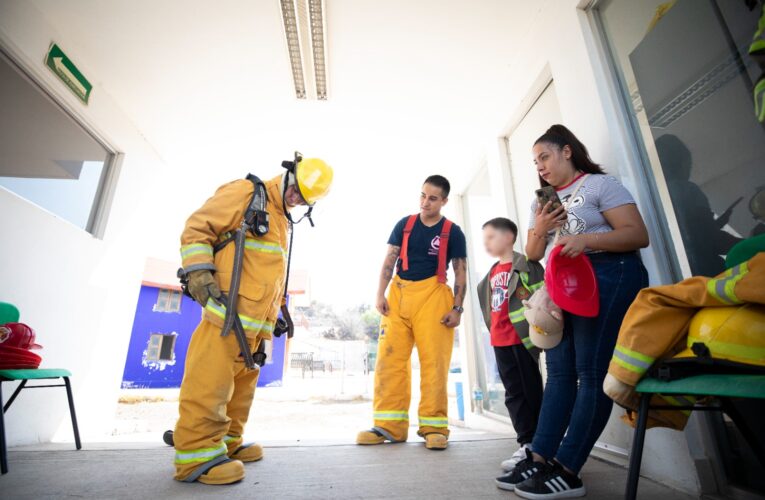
675;304;765;367
295;157;333;206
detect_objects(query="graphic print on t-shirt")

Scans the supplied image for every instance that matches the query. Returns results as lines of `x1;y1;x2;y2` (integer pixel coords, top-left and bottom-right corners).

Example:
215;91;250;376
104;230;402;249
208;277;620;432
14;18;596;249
428;235;440;256
491;270;511;312
560;192;586;236
489;262;520;347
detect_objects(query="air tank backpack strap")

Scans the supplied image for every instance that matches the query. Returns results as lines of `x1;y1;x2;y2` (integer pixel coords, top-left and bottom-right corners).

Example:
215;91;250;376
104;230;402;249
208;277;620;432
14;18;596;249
219;174;270;370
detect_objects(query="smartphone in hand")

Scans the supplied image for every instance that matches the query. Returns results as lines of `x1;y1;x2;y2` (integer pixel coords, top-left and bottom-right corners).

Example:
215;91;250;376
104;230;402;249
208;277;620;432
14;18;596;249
535;186;564;213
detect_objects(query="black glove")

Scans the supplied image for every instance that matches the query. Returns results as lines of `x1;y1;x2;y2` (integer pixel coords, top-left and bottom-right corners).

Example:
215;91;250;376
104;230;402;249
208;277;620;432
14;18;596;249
273;304;295;338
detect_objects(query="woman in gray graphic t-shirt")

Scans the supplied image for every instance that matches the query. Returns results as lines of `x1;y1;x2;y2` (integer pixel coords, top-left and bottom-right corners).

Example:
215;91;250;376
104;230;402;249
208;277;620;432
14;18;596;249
499;124;649;499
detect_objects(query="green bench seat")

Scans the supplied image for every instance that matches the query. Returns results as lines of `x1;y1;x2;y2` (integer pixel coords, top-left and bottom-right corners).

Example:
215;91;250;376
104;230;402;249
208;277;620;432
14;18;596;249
626;374;765;499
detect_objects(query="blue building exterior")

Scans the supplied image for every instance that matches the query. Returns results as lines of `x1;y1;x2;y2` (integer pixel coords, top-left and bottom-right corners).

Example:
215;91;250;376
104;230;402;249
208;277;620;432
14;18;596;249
122;283;286;389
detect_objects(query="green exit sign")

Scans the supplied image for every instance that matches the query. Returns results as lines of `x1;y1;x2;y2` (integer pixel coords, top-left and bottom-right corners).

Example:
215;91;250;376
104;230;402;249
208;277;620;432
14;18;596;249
44;43;92;104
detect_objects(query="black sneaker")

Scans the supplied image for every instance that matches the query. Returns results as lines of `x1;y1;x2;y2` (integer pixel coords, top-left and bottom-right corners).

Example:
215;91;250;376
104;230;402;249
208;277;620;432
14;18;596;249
514;460;586;499
494;448;542;491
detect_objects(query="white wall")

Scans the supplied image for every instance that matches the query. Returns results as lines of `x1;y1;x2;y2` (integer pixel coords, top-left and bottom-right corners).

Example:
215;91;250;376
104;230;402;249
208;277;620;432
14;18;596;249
0;1;168;445
458;0;701;494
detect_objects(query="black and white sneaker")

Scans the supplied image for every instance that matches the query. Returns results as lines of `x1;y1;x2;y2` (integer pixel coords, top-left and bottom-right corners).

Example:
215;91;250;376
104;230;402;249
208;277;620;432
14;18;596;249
514;460;586;499
494;448;541;491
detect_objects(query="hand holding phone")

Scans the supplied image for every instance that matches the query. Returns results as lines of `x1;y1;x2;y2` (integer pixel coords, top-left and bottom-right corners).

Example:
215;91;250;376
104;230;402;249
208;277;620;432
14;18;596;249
534;186;567;234
535;186;563;213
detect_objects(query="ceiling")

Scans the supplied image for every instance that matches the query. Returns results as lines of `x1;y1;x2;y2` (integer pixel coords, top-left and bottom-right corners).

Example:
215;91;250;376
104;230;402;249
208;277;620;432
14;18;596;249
30;0;534;183
27;0;538;305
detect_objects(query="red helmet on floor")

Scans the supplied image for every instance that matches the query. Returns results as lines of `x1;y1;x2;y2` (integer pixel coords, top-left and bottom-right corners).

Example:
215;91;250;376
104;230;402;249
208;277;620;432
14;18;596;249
0;322;42;350
544;245;600;317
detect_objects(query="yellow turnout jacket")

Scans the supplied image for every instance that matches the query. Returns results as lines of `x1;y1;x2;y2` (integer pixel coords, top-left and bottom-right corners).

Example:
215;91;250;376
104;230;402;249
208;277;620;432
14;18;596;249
179;174;289;339
609;252;765;429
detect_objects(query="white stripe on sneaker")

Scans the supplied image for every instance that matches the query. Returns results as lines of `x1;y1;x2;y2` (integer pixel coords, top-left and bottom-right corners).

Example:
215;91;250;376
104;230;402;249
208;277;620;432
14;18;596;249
545;480;559;493
552;477;570;491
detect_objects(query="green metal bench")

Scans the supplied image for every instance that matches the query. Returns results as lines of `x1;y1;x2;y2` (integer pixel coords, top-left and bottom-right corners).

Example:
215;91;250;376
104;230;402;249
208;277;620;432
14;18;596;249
0;368;82;474
625;374;765;499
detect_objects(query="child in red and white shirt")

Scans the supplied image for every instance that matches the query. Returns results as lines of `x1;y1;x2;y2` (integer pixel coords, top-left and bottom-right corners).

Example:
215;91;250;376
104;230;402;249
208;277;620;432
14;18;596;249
477;217;545;473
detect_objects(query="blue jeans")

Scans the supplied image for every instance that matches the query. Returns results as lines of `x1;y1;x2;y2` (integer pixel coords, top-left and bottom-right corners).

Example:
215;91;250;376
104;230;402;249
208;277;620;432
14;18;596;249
530;252;648;473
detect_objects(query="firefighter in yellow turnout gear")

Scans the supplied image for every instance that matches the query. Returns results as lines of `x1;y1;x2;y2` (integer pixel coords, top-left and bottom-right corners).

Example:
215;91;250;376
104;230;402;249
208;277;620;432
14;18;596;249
173;156;333;484
357;175;468;450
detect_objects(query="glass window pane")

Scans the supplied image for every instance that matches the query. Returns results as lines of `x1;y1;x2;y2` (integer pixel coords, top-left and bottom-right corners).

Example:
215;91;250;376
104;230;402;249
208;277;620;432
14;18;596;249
169;291;181;312
159;334;175;361
0;52;111;233
596;0;765;491
598;0;765;277
463;167;507;417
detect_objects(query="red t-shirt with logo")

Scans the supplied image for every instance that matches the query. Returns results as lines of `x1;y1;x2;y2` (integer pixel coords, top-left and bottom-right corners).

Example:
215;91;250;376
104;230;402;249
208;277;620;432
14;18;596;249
489;262;521;347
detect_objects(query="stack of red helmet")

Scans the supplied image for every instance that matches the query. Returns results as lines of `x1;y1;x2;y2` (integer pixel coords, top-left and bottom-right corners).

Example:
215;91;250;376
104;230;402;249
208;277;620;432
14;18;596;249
0;323;42;369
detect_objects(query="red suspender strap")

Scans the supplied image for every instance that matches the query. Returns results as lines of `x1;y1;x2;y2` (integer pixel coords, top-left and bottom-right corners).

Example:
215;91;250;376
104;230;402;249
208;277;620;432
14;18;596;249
400;215;418;271
437;219;453;283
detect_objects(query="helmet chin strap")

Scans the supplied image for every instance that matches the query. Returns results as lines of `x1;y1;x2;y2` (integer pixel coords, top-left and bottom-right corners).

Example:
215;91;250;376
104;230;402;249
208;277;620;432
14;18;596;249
280;170;315;227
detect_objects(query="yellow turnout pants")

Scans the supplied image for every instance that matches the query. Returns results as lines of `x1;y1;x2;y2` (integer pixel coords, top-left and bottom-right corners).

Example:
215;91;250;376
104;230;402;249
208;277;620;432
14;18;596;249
173;319;262;481
372;275;455;441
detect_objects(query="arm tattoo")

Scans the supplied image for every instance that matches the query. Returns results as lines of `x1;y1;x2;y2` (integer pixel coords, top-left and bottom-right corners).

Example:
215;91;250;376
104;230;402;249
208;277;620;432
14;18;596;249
452;257;468;305
381;245;401;282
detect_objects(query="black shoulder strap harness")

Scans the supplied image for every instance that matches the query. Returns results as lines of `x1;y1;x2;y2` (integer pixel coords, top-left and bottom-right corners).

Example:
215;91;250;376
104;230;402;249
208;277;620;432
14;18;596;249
179;173;295;370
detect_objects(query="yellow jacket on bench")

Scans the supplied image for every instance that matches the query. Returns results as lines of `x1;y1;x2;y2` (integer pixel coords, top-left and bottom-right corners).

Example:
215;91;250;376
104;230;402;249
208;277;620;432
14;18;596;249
607;252;765;429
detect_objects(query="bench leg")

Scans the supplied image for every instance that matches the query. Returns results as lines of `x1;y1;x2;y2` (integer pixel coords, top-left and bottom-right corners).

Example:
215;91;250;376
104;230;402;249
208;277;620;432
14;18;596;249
0;382;7;474
625;393;651;500
63;377;81;450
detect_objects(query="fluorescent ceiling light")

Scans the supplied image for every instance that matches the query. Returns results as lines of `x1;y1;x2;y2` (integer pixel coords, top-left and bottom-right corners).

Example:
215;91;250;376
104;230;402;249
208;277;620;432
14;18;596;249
279;0;328;100
307;0;327;100
279;0;306;99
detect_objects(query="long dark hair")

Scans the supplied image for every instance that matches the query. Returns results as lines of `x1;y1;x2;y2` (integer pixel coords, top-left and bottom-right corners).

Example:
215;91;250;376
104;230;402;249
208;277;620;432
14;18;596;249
534;124;605;187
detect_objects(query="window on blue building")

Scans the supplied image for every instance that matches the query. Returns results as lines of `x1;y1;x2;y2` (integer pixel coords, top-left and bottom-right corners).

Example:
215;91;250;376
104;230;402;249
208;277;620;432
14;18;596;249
146;333;176;362
154;288;182;313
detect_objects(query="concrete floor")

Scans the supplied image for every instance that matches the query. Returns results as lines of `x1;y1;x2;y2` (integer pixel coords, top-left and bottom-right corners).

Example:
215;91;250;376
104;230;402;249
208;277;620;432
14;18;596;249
1;437;697;500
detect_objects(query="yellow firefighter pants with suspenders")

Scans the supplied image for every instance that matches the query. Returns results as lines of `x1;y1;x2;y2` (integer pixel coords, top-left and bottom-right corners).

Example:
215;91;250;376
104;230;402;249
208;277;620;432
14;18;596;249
372;275;455;442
